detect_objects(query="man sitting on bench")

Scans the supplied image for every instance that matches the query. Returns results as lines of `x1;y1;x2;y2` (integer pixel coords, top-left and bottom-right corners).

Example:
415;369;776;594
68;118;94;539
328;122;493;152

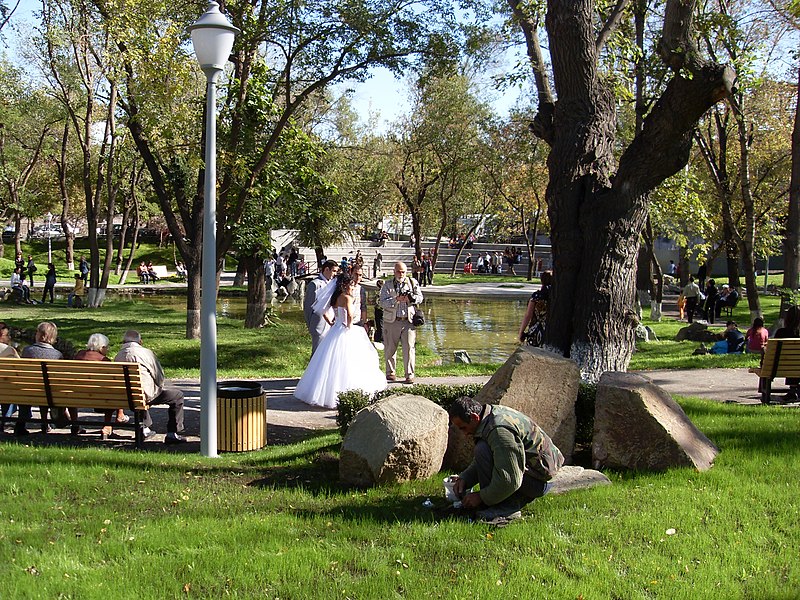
114;330;186;444
715;284;739;318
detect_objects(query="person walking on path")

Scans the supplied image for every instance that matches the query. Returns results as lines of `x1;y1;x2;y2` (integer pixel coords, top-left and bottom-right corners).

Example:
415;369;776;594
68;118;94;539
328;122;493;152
379;261;423;384
682;276;701;323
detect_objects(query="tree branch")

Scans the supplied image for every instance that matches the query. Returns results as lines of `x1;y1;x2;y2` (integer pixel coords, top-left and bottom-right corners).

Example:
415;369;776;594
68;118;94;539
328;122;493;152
596;0;632;54
506;0;555;144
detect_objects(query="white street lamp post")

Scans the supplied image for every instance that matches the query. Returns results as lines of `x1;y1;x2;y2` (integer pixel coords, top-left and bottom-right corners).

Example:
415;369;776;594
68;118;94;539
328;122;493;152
189;1;238;458
45;212;53;264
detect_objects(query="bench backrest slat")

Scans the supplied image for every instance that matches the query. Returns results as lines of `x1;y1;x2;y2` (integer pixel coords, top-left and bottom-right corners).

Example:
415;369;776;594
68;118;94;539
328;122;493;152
759;338;800;378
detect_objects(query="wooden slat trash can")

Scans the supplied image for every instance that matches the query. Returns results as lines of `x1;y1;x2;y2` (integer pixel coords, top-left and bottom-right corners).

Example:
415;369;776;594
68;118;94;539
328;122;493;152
217;381;267;452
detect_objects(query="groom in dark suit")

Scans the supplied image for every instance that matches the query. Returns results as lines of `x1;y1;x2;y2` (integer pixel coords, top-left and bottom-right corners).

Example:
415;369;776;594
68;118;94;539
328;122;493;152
303;260;339;354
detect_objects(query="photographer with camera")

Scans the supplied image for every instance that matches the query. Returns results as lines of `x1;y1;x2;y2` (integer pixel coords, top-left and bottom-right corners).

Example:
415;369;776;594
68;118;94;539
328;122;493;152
379;261;424;384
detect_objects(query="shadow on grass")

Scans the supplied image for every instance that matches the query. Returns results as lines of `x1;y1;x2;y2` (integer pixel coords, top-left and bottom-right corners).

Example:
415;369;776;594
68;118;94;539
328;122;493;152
0;429;338;475
290;499;462;525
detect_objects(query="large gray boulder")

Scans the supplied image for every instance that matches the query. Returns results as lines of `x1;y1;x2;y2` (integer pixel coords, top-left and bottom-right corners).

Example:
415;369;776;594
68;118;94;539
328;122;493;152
675;322;718;343
340;394;449;487
475;345;579;462
549;466;612;495
592;372;719;472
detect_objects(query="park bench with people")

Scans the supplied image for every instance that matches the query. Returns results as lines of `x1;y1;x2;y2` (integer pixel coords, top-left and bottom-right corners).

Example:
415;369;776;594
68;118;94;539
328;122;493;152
748;337;800;404
0;358;149;446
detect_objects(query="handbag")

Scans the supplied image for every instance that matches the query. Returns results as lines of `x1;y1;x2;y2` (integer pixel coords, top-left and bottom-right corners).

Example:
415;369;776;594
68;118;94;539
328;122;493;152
412;311;424;326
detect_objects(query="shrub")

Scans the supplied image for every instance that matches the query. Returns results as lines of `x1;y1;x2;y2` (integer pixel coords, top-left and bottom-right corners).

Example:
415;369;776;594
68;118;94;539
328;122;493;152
336;383;484;436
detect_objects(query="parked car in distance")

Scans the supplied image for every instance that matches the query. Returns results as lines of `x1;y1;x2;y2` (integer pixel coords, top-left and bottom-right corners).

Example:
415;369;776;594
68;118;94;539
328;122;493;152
30;223;78;239
2;226;16;242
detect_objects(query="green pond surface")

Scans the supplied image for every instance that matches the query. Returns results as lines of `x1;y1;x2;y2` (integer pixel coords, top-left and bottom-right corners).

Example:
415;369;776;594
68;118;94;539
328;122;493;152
126;293;527;364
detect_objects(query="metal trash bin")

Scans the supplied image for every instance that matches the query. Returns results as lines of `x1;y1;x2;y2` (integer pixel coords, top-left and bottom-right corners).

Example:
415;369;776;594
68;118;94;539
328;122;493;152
217;381;266;452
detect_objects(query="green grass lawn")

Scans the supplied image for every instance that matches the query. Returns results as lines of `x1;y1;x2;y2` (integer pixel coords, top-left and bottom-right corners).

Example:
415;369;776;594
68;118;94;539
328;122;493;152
630;294;782;371
1;397;797;597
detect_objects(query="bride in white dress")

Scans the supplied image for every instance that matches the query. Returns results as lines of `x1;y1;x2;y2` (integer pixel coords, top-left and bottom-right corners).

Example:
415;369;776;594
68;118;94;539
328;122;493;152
294;272;387;408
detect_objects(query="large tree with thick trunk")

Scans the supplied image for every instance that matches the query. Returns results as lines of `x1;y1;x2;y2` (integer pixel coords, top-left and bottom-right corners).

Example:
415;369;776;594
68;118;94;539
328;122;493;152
508;0;734;380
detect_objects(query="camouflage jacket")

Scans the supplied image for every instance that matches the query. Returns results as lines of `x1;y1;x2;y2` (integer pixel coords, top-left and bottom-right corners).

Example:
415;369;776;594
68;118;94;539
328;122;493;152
459;404;564;506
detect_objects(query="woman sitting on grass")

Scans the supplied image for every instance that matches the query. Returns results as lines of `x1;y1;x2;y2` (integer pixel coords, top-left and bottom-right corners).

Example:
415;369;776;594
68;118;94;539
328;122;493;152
745;317;768;355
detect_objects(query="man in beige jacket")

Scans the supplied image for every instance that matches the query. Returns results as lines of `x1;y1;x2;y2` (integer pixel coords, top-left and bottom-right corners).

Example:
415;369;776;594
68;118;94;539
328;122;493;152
379;261;424;384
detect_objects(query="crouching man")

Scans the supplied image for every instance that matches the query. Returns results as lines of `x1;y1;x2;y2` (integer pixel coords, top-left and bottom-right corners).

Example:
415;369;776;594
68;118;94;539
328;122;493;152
448;397;564;523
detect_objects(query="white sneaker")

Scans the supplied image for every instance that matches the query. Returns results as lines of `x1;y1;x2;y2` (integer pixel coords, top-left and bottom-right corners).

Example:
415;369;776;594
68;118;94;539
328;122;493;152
142;427;156;439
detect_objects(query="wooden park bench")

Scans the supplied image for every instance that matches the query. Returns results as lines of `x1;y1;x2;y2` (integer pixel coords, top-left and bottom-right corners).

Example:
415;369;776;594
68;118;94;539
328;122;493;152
0;358;149;447
748;338;800;404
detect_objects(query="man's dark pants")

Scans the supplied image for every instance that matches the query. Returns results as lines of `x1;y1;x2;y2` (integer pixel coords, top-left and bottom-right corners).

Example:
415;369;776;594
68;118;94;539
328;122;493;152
473;440;550;508
143;387;185;433
686;296;698;323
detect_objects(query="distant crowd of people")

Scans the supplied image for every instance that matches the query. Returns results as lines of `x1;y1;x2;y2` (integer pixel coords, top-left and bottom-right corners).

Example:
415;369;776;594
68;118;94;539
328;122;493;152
7;252;89;307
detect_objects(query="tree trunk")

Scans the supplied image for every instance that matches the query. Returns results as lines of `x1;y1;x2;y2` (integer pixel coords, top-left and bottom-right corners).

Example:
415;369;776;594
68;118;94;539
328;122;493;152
411;210;422;259
782;65;800;291
678;247;690;287
535;0;733;381
56;123;75;270
115;206;132;275
735;97;761;318
233;256;247;287
635;244;652;317
244;253;267;328
186;258;202;339
314;246;325;269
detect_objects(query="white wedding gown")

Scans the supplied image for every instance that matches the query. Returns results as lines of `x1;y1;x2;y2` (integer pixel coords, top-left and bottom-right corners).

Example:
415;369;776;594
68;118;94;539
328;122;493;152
294;306;387;408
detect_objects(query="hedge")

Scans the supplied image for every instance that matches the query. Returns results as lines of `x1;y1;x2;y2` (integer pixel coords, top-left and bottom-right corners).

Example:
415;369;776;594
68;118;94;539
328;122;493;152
336;383;484;436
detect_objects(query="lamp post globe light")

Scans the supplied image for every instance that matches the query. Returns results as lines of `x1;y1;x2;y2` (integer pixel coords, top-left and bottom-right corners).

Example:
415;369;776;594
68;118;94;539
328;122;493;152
189;1;239;458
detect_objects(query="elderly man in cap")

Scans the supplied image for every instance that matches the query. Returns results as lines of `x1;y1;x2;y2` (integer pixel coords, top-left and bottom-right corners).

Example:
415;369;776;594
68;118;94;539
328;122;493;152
115;330;186;444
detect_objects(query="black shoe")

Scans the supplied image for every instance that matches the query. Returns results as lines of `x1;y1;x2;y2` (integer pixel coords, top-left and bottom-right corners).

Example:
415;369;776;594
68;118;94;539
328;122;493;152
164;433;187;445
70;426;87;436
14;425;30;436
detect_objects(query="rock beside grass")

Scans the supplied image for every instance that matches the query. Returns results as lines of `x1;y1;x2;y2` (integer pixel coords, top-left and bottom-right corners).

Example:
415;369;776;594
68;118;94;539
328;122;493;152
548;466;611;495
475;345;579;463
675;322;718;343
339;394;448;487
592;372;719;472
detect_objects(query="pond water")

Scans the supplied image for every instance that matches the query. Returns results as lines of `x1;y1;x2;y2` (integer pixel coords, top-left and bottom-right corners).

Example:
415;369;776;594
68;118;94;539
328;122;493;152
124;292;527;364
